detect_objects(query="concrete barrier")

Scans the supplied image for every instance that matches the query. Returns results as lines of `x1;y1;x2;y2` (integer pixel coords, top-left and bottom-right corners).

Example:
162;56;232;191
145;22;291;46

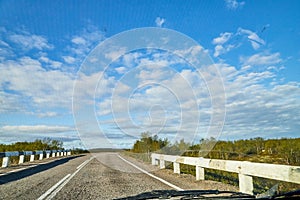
151;153;300;195
0;150;71;168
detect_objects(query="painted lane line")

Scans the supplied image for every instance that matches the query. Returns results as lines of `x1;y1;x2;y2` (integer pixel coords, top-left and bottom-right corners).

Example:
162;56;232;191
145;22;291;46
37;156;94;200
117;154;183;191
0;165;39;176
37;174;71;200
76;159;89;169
0;167;26;176
46;156;94;200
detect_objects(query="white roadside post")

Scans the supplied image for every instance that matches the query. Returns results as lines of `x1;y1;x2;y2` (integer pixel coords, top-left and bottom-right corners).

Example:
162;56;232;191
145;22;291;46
19;154;25;164
30;154;35;162
67;151;71;156
239;173;253;195
2;157;10;167
160;159;165;169
46;151;50;159
151;155;156;165
52;151;56;157
196;165;205;180
2;152;19;167
39;152;44;160
173;162;180;174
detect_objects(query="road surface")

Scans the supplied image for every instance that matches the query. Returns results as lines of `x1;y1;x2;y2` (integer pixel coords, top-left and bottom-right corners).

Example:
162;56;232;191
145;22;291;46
0;153;173;199
0;152;238;199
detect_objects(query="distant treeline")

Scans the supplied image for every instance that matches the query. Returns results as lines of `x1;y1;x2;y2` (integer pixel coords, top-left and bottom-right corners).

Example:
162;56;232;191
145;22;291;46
0;138;64;152
130;132;300;165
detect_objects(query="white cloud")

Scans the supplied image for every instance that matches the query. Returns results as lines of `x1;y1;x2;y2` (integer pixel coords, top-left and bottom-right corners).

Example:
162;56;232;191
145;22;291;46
225;0;245;10
0;91;25;113
64;25;105;64
213;44;235;57
0;125;74;133
0;56;74;112
1;25;298;147
155;17;165;27
62;56;76;64
174;45;209;65
37;112;58;118
79;49;300;147
39;56;62;69
238;28;265;50
104;47;127;61
241;52;282;66
9;32;53;50
212;32;236;57
212;28;266;57
115;66;127;74
212;32;233;45
71;36;86;45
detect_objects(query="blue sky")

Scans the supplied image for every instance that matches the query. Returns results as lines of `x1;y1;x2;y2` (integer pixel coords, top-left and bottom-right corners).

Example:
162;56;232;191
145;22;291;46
0;0;299;149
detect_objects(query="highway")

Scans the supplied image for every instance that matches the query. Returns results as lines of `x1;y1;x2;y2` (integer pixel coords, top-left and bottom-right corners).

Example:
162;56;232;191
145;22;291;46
0;153;237;199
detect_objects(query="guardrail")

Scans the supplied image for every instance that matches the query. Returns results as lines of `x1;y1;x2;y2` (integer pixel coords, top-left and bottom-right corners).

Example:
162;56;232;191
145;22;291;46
151;153;300;195
0;150;71;168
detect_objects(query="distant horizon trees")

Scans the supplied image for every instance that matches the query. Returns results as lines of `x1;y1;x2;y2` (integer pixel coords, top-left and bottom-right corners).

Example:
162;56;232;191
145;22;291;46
0;138;64;152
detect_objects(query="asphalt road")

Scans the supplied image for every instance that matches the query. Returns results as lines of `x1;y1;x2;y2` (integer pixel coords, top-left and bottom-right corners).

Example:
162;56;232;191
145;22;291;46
0;153;173;199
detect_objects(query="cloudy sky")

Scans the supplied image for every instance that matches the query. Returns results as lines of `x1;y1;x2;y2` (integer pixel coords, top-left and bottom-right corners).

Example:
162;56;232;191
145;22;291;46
0;0;299;149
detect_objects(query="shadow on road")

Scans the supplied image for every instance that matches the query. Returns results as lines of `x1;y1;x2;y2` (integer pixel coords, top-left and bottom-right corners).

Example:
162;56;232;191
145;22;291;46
0;155;83;185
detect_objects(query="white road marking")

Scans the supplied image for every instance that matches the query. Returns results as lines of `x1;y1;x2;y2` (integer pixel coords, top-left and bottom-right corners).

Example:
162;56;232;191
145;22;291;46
76;159;89;169
37;174;71;200
37;156;94;200
117;154;184;191
0;167;27;176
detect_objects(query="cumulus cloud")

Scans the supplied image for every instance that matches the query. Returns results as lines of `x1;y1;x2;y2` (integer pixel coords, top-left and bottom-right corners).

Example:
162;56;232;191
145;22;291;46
64;25;105;64
1;25;298;148
155;17;165;27
91;48;300;145
0;56;74;112
214;44;235;57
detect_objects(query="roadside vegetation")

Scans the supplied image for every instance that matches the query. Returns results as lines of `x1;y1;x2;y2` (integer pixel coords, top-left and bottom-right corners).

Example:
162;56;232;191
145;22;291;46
0;138;64;152
125;132;300;194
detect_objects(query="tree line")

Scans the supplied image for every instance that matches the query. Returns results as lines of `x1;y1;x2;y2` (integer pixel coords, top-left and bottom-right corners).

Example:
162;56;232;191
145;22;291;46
0;138;64;152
